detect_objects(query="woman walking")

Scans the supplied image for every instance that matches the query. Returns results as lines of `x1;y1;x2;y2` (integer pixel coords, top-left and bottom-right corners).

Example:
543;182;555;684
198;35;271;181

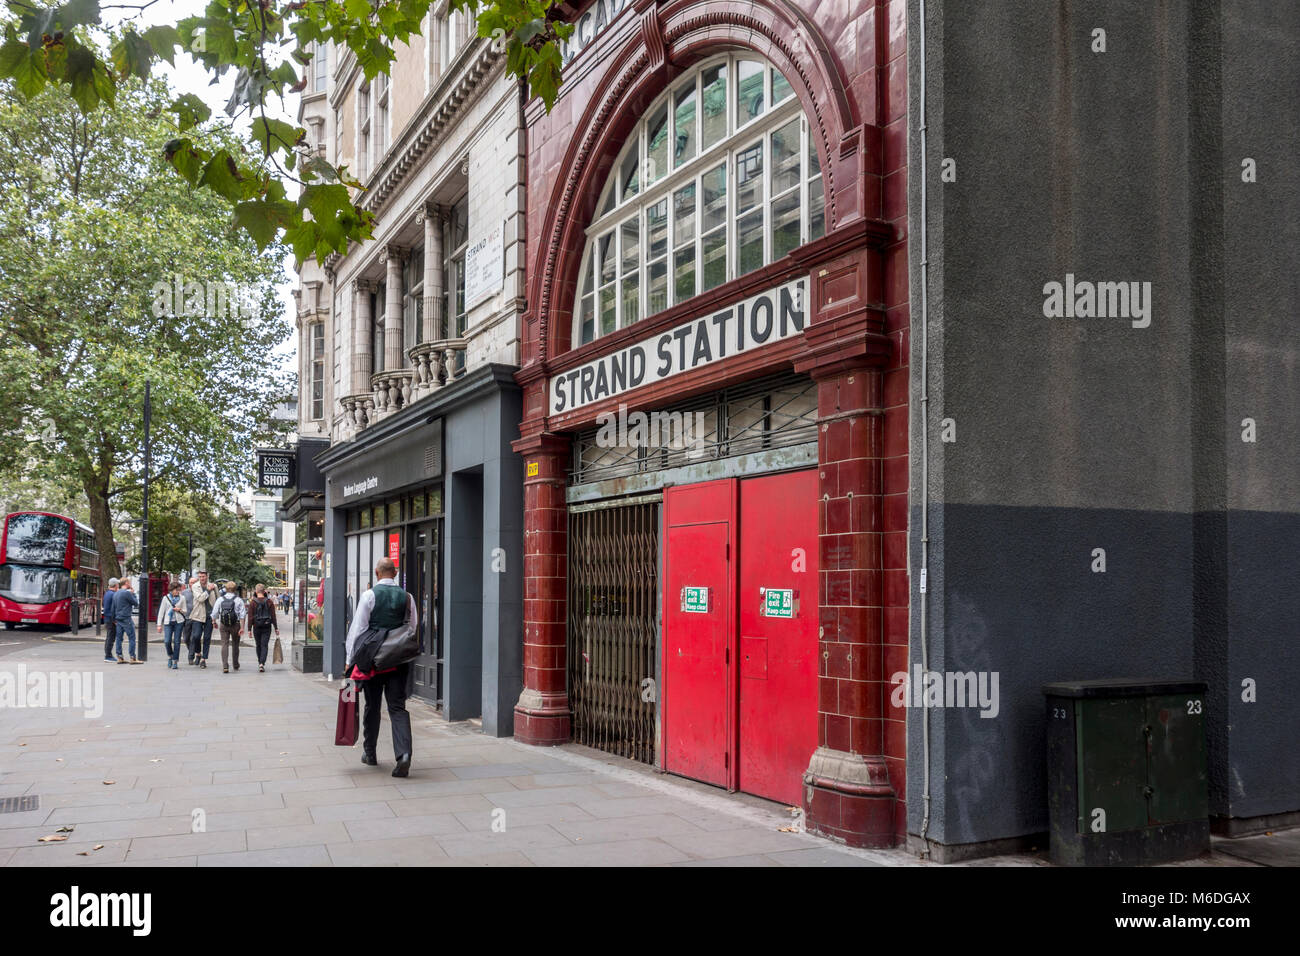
246;583;280;673
156;582;186;669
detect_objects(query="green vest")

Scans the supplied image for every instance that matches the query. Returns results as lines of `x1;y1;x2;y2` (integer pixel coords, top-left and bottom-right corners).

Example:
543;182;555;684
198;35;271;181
370;584;407;629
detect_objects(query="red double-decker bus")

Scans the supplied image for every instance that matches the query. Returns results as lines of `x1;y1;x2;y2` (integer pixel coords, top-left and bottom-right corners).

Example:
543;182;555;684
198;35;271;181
0;511;102;629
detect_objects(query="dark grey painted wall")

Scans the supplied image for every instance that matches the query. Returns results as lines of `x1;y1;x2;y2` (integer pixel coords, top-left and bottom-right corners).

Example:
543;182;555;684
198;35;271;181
441;384;525;736
907;0;1299;847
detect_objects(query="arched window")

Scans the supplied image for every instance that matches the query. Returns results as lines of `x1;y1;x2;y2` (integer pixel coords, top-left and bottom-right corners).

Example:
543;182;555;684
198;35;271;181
573;53;825;346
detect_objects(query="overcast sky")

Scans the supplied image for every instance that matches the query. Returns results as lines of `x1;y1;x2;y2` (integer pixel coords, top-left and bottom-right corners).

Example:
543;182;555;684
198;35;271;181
105;1;302;379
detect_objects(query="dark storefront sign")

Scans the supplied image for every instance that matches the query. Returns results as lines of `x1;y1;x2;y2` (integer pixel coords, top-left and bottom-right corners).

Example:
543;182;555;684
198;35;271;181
327;420;443;506
256;448;296;490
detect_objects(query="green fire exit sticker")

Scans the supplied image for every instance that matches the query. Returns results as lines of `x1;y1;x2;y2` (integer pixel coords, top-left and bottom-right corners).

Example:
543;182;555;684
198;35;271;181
762;588;795;618
682;587;709;613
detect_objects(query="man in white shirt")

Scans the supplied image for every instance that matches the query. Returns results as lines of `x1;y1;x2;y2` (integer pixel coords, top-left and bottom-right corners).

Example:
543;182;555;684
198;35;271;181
344;557;418;776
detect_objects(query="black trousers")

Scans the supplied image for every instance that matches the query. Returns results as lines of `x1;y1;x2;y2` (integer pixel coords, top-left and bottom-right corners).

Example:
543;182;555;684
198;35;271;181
361;664;412;759
103;618;116;659
252;625;272;664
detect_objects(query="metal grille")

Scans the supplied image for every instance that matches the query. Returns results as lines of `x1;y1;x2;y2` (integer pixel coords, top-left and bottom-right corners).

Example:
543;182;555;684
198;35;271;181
0;795;38;813
571;373;818;485
567;499;659;764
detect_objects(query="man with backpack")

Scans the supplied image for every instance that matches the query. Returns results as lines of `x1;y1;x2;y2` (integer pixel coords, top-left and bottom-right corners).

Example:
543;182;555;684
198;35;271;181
213;581;246;674
344;557;418;777
246;583;280;673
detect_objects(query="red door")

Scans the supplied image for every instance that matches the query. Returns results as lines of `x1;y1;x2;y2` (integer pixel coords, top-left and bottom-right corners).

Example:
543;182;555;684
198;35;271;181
738;470;820;805
663;481;735;789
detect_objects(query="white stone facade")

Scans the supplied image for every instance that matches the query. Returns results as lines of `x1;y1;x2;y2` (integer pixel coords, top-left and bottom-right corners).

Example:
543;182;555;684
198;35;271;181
293;20;525;444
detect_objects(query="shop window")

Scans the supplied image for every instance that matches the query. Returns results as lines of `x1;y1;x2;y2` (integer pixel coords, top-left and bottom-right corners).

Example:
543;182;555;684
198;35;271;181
574;55;825;346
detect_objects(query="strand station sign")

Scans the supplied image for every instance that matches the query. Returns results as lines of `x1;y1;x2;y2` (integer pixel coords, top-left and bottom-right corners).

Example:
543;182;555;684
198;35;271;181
549;275;808;416
256;448;296;490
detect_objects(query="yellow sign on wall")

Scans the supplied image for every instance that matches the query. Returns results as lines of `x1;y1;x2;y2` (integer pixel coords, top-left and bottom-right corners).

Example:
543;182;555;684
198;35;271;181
526;461;539;477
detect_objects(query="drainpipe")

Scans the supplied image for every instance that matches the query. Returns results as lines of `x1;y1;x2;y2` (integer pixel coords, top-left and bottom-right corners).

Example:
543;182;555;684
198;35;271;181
917;0;933;855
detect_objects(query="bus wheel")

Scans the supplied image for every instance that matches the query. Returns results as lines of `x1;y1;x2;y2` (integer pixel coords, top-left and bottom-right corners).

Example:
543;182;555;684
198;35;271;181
2;621;13;630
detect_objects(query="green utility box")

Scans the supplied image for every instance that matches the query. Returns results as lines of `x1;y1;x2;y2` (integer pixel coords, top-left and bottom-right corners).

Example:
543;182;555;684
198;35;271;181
1043;679;1209;866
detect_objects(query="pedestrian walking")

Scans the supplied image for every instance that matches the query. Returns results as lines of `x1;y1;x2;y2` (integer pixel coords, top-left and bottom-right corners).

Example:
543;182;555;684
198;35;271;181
213;581;246;674
187;573;218;668
112;576;141;664
197;570;219;655
246;583;279;673
101;577;119;663
344;557;418;777
156;582;186;669
179;576;197;663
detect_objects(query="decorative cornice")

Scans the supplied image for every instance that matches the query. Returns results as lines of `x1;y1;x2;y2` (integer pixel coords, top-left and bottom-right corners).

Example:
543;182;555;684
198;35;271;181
358;42;504;216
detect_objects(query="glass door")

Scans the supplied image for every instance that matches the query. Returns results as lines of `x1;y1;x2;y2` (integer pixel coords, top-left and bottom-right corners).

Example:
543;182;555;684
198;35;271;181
408;521;442;707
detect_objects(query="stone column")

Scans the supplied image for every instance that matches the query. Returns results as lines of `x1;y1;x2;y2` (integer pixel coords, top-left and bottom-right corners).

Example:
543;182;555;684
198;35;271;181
422;203;443;342
510;427;572;745
351;278;373;394
383;245;405;371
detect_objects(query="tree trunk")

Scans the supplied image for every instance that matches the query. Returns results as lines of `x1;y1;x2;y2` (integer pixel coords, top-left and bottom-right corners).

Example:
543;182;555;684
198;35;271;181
85;478;120;581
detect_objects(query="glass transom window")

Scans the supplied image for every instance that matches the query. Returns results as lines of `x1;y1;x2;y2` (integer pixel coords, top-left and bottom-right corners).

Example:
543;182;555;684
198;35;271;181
574;54;825;347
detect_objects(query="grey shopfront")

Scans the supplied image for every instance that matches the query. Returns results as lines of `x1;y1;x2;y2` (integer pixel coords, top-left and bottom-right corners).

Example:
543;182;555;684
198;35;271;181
316;365;524;736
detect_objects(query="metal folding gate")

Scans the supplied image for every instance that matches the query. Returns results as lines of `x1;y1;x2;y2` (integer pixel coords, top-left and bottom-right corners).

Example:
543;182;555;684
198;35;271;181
567;497;659;764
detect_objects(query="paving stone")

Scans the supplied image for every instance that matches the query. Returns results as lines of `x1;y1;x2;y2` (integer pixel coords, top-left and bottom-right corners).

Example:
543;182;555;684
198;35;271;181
126;829;247;860
325;836;452;866
503;771;602;790
210;767;299;784
387;793;497;817
159;793;285;816
343;812;468;842
45;802;165;825
146;781;264;802
522;838;692;867
1212;832;1300;867
0;808;53;829
764;847;885;866
198;844;332;867
435;824;573;858
283;785;404;808
246;821;350;851
309;801;395;824
197;807;315;832
453;802;595;830
658;826;821;859
668;854;784;867
448;762;538;780
553;813;708;844
481;785;609;808
6;839;131;866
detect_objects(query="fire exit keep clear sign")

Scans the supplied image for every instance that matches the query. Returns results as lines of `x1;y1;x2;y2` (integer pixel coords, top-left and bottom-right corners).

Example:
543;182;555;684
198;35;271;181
682;587;709;613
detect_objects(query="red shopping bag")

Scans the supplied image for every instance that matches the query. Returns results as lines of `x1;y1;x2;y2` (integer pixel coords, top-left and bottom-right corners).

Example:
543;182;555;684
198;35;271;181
334;680;359;746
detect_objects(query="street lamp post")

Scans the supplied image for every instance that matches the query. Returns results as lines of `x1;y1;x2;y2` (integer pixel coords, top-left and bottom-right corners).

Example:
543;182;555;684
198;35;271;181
186;531;194;582
136;380;151;662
